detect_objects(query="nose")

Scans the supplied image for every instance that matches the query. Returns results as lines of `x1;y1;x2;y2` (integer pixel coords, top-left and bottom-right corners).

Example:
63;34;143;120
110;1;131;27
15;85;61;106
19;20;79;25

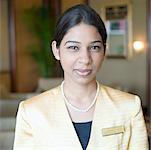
79;49;92;65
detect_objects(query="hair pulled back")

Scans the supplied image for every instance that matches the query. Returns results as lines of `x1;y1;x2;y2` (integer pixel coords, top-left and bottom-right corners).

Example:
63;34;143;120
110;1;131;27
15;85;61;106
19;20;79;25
53;4;107;51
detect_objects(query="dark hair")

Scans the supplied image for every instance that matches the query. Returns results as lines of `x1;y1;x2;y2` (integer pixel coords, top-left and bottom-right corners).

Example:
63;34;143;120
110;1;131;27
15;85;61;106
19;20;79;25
53;4;107;51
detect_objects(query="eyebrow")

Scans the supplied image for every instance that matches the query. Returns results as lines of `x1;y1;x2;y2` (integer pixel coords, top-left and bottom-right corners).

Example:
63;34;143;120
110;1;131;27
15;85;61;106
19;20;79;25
64;40;103;45
65;41;81;45
91;40;103;44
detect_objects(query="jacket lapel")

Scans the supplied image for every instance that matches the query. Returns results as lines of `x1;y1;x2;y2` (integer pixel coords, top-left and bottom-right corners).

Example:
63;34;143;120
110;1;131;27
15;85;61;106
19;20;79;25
53;87;82;149
87;85;122;149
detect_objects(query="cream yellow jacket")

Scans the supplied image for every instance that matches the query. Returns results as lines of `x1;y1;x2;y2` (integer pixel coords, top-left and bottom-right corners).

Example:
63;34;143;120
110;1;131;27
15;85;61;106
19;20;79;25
13;84;149;150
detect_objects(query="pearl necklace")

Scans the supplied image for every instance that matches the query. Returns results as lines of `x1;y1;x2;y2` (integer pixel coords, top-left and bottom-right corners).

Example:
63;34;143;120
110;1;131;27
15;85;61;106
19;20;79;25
61;81;99;112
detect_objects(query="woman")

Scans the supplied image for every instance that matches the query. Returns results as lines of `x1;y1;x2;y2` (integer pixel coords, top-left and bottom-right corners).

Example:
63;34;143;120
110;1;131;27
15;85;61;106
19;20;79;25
13;4;149;150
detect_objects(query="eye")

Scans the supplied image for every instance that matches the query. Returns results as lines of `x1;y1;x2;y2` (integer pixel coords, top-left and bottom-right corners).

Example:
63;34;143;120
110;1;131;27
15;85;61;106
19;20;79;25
90;45;102;52
67;46;79;51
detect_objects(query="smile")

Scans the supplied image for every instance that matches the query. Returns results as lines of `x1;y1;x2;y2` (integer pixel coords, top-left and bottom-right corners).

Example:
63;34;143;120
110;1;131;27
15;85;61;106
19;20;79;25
75;69;92;76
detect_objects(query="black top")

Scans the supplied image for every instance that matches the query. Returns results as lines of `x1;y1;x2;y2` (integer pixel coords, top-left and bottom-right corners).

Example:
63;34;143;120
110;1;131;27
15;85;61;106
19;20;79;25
72;121;92;150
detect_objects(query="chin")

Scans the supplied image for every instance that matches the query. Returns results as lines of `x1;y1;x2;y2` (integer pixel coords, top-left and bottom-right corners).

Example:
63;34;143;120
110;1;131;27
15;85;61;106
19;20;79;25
74;76;96;85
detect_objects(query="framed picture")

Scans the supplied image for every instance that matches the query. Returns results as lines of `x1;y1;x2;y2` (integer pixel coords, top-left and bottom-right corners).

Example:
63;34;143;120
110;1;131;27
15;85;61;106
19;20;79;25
106;19;128;58
105;5;128;58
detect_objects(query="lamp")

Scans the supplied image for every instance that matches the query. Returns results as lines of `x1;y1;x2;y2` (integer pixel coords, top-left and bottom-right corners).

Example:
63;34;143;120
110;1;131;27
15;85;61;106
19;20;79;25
133;41;144;52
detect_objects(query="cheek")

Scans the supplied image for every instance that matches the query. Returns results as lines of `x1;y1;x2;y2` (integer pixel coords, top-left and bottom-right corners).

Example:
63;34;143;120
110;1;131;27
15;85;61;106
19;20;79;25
60;55;74;70
93;54;104;67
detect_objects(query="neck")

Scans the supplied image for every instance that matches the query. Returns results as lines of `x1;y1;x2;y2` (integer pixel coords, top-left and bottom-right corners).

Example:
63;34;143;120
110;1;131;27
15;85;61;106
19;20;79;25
61;80;99;112
63;79;97;103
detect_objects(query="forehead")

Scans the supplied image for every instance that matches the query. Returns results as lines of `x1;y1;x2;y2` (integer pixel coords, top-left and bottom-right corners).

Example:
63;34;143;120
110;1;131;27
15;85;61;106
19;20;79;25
61;23;102;43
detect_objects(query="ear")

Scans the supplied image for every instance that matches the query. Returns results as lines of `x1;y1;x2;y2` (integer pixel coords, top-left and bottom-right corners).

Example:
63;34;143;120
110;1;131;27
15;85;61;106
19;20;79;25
51;41;60;60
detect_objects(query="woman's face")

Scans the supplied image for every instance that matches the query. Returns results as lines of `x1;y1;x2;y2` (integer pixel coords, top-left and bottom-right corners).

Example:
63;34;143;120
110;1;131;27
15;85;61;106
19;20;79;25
52;23;105;84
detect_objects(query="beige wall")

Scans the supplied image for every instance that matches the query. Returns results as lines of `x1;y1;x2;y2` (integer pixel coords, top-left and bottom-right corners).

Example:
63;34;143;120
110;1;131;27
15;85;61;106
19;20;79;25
90;0;147;106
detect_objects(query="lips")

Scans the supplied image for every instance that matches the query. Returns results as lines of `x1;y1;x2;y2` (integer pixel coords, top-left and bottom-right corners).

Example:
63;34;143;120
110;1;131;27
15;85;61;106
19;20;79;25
75;69;92;76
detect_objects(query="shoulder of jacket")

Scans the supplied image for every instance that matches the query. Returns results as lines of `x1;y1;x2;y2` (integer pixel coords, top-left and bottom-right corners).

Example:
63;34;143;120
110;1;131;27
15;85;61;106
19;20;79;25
20;85;61;109
101;85;134;100
100;84;142;118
